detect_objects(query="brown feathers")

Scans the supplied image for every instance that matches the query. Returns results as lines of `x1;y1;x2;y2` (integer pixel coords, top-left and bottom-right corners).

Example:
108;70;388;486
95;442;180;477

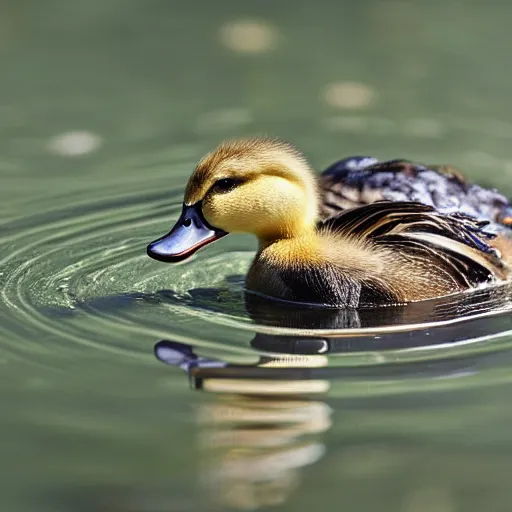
248;201;505;307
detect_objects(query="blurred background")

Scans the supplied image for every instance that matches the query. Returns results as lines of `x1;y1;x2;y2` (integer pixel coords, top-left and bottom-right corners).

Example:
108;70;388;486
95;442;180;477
4;0;512;215
2;1;512;511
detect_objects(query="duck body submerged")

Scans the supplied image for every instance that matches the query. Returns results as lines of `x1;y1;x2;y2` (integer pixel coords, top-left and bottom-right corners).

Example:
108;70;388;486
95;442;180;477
147;138;512;308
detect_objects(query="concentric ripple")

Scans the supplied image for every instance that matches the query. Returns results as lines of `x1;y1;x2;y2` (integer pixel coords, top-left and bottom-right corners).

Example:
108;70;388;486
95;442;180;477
2;185;512;371
0;186;254;360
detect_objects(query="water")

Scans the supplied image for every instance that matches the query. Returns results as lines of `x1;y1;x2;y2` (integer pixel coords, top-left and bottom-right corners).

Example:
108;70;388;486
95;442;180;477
3;0;512;510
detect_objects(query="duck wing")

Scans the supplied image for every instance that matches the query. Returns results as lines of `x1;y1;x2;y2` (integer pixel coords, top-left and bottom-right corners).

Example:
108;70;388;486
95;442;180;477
319;157;512;231
320;201;508;286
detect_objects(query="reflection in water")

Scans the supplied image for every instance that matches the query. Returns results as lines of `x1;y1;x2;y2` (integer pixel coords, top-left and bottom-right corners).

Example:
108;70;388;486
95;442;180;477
155;340;331;510
154;303;512;512
153;321;512;511
159;279;512;352
244;283;512;331
157;274;512;332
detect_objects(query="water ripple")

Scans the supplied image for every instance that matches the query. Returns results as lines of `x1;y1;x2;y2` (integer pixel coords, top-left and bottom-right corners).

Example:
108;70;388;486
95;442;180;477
1;185;512;373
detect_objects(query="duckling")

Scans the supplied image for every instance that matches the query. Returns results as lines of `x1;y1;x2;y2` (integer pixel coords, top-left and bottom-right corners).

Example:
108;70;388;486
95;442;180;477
147;138;512;307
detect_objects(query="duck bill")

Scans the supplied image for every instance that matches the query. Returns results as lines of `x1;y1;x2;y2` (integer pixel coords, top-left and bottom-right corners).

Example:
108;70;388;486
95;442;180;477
147;203;227;263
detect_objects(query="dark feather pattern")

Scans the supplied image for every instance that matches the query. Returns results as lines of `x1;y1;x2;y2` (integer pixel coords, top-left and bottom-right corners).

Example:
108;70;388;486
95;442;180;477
278;263;362;307
321;201;497;252
274;261;398;308
372;234;493;289
258;200;506;308
320;201;505;290
319;158;512;232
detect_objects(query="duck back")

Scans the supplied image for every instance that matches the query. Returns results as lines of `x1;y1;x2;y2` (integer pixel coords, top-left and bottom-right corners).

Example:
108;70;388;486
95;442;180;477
319;157;512;232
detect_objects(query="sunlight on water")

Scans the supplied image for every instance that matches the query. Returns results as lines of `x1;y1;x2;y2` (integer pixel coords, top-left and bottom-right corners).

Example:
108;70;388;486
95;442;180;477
220;19;278;54
322;82;376;110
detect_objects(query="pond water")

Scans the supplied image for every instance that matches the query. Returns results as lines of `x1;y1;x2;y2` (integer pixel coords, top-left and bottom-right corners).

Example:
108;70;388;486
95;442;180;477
3;1;512;511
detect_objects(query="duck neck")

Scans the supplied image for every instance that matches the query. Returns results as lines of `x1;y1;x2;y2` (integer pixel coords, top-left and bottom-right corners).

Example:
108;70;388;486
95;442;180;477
256;169;320;249
257;221;317;250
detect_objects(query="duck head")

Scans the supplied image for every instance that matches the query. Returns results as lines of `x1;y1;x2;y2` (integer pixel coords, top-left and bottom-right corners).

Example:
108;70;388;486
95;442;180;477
147;138;319;262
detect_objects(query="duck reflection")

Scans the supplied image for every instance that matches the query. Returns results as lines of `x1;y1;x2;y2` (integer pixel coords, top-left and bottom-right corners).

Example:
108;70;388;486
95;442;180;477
244;283;512;330
155;339;332;510
156;275;512;344
160;282;512;351
154;292;512;512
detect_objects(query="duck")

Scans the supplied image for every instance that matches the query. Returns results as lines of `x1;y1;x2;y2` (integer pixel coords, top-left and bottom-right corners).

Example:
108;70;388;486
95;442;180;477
147;138;512;308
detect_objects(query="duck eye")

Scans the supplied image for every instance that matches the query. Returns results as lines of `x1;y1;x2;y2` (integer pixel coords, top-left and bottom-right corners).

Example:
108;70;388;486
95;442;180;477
213;177;243;193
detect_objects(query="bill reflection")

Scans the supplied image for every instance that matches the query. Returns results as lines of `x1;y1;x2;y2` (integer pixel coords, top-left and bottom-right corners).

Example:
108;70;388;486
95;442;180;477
155;339;332;510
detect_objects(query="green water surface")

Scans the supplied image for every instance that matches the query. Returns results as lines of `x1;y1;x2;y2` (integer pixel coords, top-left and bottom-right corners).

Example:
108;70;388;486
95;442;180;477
2;1;512;511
